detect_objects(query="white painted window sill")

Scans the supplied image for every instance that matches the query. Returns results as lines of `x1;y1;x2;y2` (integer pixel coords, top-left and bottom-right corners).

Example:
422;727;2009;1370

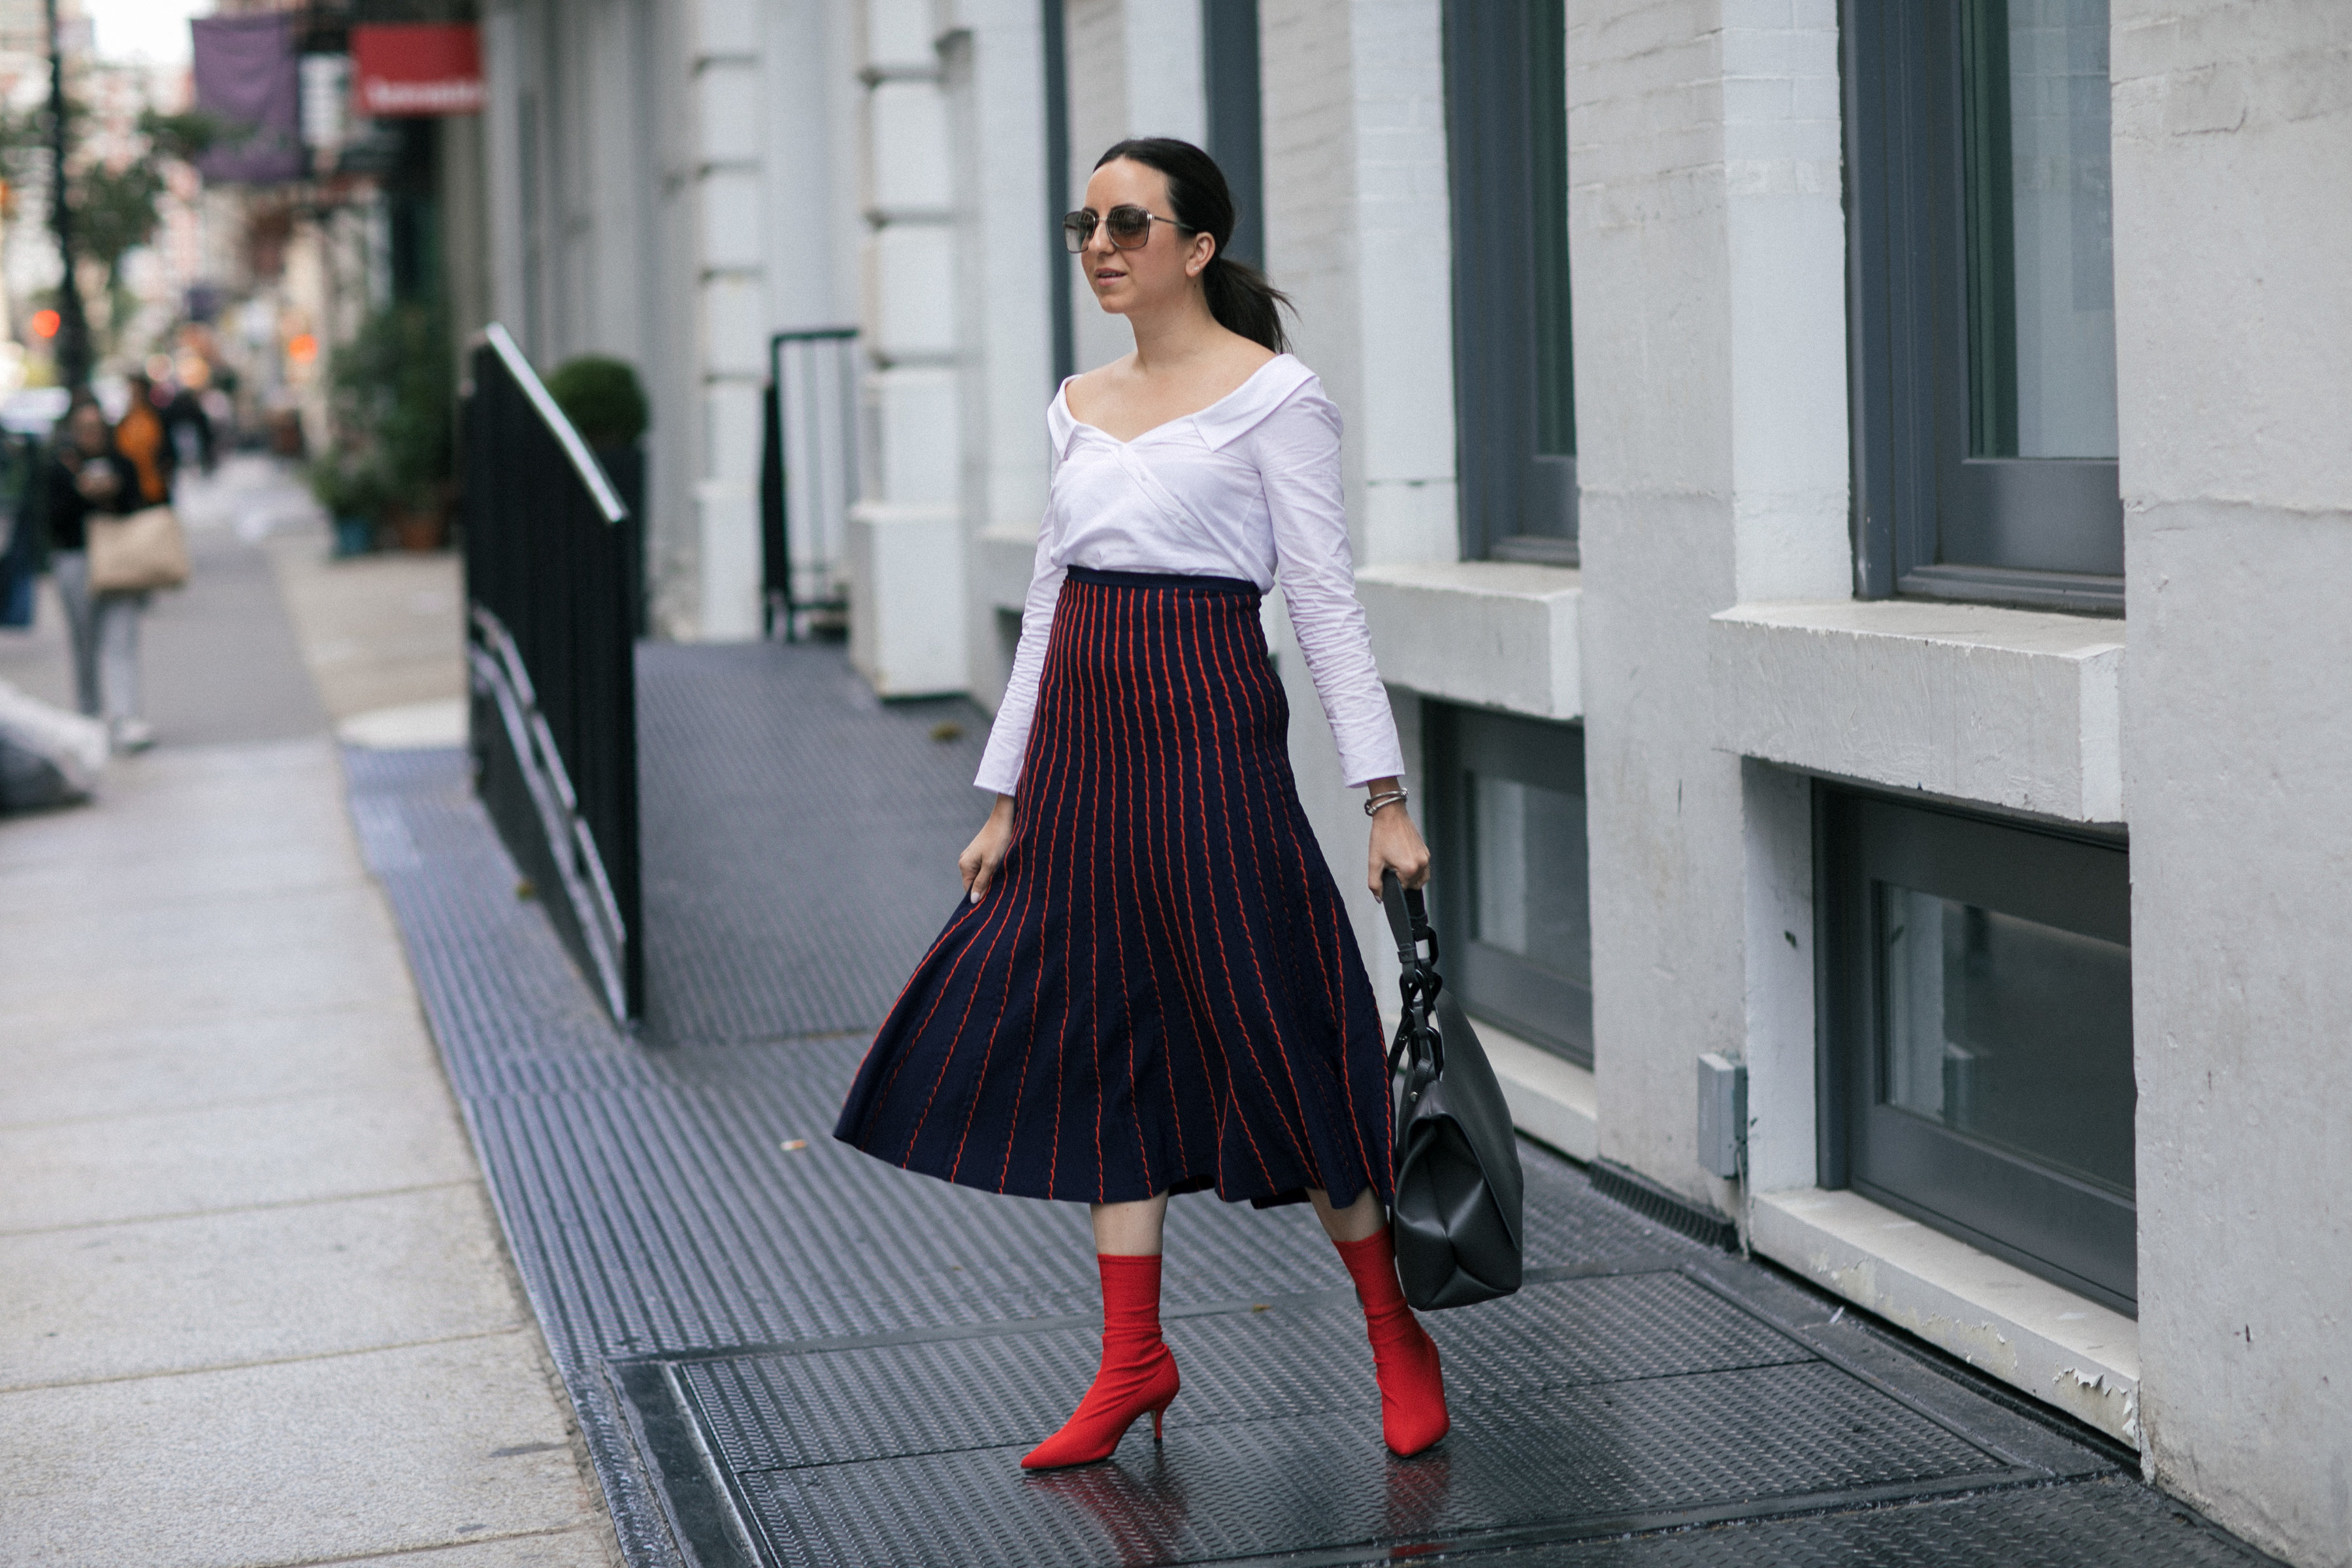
1750;1186;2141;1450
1355;561;1582;721
1477;1019;1598;1164
1709;598;2125;823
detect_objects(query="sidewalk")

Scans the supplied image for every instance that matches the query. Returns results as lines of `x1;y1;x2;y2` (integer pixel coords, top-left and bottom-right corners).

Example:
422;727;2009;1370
0;462;615;1568
351;637;2276;1568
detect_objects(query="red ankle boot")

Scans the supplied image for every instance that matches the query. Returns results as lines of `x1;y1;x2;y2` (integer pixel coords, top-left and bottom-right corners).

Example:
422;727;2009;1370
1021;1252;1181;1470
1335;1229;1450;1456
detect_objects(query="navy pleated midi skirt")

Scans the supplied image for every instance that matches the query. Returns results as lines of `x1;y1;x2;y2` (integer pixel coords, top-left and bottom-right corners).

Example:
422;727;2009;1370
834;567;1393;1210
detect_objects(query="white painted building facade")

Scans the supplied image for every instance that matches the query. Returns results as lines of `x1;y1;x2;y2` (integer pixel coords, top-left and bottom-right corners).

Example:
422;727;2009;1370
478;3;2350;1561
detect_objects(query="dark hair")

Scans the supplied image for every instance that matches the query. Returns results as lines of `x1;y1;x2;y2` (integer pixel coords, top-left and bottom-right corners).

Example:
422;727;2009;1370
1094;137;1292;354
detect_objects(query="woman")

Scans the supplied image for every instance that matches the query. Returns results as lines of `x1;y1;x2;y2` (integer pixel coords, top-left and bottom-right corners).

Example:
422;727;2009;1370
834;138;1445;1469
116;374;178;514
47;394;153;752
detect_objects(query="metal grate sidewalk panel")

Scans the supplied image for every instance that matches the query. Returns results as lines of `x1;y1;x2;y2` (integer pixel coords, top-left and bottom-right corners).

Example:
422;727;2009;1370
344;645;2276;1568
726;1362;2013;1568
671;1271;1818;1475
1480;1475;2279;1567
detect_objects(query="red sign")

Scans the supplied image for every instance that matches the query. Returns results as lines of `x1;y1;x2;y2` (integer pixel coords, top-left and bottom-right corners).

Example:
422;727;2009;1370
351;24;483;117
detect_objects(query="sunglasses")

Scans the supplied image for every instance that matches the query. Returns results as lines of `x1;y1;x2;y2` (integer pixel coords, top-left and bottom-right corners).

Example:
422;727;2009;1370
1061;204;1183;253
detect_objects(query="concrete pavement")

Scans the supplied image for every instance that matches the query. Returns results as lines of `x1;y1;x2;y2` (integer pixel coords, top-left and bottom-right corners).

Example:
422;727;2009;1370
0;461;615;1567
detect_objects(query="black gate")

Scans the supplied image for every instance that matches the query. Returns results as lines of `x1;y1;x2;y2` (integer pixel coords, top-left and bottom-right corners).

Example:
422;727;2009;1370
759;327;860;642
461;324;642;1021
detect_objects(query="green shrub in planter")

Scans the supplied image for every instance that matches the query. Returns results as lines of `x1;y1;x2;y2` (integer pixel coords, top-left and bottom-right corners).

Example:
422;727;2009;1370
307;453;395;557
329;304;454;515
307;451;389;515
545;356;649;450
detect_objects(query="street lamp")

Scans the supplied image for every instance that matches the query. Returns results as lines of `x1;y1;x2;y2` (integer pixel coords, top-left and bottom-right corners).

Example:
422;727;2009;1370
44;0;92;392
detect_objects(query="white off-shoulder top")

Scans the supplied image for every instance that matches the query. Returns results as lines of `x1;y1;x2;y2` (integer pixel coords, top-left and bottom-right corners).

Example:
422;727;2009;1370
973;353;1407;796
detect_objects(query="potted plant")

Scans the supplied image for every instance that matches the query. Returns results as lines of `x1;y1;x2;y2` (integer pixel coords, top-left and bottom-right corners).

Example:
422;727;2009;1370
546;355;650;629
306;450;393;557
326;302;454;551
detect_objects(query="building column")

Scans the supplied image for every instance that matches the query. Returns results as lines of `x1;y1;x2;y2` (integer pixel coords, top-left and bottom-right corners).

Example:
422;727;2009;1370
1572;0;1849;1206
687;0;768;643
2112;3;2352;1558
1258;0;1460;984
847;1;967;695
939;1;1053;713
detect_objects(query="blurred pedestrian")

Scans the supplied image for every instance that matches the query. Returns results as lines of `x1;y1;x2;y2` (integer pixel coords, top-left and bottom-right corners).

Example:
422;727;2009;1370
162;378;216;475
48;395;154;752
834;139;1445;1470
116;374;177;508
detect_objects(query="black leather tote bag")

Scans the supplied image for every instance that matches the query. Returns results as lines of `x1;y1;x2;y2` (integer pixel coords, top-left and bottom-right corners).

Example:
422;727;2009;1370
1382;872;1525;1310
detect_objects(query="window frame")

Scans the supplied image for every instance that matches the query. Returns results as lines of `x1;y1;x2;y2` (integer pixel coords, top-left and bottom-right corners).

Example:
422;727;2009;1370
1202;0;1266;270
1816;783;2136;1315
1426;703;1593;1068
1441;0;1577;566
1842;0;2124;615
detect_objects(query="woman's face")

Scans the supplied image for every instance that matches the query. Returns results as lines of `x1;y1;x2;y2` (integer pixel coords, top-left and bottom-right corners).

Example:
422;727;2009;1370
1077;159;1214;318
69;406;108;453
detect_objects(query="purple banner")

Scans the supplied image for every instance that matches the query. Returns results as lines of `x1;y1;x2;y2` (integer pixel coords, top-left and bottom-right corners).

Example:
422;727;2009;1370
191;14;304;185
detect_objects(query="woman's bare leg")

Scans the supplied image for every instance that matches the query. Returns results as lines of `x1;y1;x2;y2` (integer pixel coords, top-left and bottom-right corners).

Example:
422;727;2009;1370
1312;1186;1447;1455
1090;1192;1170;1256
1307;1186;1386;1243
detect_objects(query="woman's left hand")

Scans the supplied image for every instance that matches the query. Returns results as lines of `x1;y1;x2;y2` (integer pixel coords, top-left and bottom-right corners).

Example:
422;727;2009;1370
1365;779;1431;897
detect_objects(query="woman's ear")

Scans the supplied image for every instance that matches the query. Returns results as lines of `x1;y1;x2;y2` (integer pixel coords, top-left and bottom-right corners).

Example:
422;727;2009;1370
1185;231;1217;279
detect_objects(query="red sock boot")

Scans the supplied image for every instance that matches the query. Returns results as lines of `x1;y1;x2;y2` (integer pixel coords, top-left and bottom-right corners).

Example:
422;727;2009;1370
1334;1229;1450;1456
1021;1252;1181;1470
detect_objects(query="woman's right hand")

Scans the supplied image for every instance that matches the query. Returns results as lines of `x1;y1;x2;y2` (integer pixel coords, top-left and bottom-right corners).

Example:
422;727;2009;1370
959;794;1017;902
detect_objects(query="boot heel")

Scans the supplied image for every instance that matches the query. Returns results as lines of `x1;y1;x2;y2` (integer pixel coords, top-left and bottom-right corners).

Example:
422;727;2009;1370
1152;1400;1169;1442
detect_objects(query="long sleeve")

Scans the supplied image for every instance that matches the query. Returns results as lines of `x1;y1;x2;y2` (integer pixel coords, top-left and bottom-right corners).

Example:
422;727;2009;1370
1250;391;1406;787
45;455;91;551
973;510;1064;795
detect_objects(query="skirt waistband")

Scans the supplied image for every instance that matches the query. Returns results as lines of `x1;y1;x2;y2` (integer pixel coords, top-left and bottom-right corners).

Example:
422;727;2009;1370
1067;565;1260;596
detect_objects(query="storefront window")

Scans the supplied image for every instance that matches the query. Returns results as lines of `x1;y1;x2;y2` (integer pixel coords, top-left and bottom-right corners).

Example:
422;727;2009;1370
1844;0;2123;612
1823;787;2136;1313
1428;705;1591;1066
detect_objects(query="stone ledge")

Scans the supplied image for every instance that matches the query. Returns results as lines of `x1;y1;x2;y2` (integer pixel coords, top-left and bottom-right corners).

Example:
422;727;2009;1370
1752;1186;2141;1450
1356;561;1582;721
1481;1021;1598;1165
1710;600;2125;823
847;502;965;698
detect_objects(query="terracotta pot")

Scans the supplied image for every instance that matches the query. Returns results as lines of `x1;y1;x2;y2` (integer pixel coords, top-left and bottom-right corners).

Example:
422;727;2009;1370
389;501;449;552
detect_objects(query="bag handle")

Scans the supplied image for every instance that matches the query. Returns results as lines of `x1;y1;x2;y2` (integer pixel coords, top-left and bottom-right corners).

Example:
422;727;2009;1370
1382;871;1445;1080
1380;870;1439;970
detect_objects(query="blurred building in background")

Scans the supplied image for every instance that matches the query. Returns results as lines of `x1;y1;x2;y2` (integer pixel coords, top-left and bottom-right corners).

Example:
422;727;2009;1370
179;1;485;469
476;0;845;643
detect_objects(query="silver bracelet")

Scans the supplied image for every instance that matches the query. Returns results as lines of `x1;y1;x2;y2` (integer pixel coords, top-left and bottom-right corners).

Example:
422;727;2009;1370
1364;787;1409;818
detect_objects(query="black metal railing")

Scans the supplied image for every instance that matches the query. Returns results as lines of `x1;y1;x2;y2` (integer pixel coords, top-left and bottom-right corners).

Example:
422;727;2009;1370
759;327;860;641
461;324;642;1021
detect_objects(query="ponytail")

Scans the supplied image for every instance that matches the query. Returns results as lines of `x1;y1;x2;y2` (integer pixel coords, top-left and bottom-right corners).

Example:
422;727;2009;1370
1201;254;1291;355
1094;137;1294;354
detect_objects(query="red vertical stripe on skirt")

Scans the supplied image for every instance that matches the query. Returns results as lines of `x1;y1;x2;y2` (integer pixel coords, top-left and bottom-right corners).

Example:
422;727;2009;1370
1198;593;1326;1186
1169;586;1316;1179
1076;581;1108;1200
1113;585;1190;1177
911;574;1081;1174
1151;585;1277;1190
1096;584;1156;1191
1208;595;1375;1188
991;580;1086;1191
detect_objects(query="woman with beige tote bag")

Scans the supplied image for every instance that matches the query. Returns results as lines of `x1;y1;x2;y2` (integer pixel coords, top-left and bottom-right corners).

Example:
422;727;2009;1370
48;393;172;753
96;372;191;599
